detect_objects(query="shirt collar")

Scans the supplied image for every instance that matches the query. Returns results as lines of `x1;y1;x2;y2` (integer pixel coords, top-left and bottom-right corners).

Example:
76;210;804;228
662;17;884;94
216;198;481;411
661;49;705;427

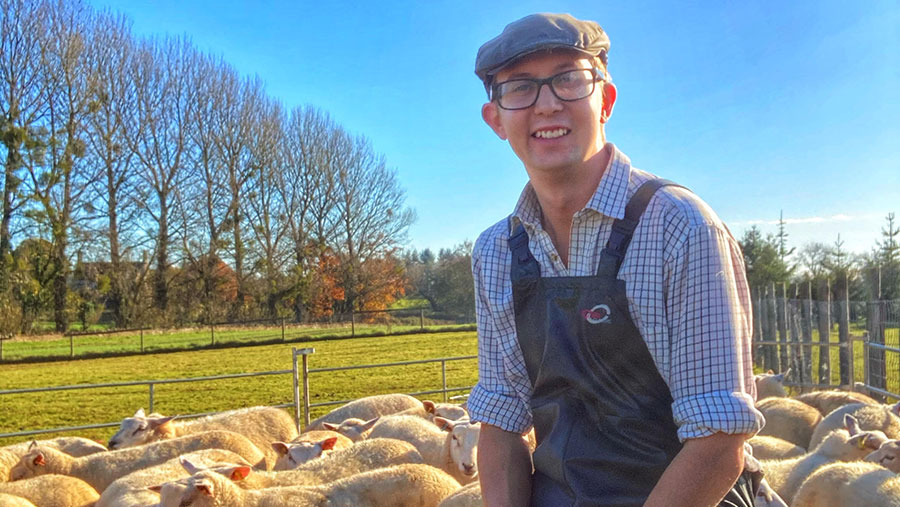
511;143;633;229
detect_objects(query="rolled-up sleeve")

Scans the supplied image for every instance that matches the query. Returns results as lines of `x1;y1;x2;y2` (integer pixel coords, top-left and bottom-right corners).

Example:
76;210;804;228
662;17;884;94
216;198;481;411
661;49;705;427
467;237;533;434
666;224;765;441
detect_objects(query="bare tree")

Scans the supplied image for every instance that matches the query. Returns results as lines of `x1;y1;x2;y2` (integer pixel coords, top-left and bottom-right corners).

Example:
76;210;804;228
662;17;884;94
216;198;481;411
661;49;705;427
125;36;197;316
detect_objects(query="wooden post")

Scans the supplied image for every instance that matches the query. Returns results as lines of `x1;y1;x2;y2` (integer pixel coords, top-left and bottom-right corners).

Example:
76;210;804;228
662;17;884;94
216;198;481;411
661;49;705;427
210;323;215;346
801;281;814;385
140;328;144;353
753;287;764;370
789;289;803;387
777;282;789;372
420;308;425;331
765;283;778;371
817;278;832;385
70;334;74;359
350;311;355;337
281;317;286;342
837;273;851;386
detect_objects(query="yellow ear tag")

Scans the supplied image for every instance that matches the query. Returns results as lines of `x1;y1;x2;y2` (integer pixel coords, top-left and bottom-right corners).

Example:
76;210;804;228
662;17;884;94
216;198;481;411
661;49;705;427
858;437;867;450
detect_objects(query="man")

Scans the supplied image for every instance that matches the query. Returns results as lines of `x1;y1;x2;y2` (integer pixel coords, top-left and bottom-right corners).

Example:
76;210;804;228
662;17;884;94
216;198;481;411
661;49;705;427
467;13;765;507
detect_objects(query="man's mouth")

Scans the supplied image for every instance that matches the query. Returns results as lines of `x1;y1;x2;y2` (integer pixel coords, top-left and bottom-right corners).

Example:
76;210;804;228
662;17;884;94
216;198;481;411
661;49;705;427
532;128;570;139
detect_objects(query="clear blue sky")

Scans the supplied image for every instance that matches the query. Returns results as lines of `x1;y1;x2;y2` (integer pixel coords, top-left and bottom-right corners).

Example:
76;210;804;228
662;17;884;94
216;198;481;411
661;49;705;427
88;0;900;256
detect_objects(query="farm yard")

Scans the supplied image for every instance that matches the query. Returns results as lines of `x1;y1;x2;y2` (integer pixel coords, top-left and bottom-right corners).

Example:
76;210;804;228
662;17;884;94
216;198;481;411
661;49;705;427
0;330;478;446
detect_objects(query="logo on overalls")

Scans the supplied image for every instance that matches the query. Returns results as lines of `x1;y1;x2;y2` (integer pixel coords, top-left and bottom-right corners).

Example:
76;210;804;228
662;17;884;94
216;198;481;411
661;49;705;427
581;304;611;324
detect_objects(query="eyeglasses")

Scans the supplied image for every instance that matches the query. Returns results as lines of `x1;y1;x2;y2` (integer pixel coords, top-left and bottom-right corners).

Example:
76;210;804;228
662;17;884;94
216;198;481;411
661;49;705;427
491;68;605;110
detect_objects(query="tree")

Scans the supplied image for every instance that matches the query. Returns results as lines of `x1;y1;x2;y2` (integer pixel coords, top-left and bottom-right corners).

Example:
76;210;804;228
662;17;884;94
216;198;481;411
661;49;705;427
876;212;900;299
739;226;793;292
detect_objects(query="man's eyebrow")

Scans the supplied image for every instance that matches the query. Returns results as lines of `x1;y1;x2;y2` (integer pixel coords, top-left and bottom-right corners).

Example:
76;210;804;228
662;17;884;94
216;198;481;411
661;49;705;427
504;63;582;80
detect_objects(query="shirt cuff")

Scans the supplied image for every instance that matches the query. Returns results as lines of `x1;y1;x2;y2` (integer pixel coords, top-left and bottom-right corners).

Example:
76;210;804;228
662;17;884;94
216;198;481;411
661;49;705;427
672;390;764;442
467;382;532;434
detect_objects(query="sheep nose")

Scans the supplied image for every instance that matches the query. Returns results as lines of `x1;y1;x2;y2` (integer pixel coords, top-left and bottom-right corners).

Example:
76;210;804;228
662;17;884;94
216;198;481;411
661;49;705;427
463;463;476;475
107;440;117;449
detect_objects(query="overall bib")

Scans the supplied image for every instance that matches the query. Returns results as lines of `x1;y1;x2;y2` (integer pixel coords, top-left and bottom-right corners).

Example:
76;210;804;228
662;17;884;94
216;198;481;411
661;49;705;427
509;179;755;507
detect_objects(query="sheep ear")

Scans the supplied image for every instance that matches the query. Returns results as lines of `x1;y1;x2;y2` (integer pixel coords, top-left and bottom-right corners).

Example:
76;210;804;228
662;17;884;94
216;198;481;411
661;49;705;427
844;414;861;436
361;417;380;430
147;484;163;492
148;415;176;429
766;369;774;374
890;402;900;416
33;452;46;466
135;408;146;417
229;466;251;481
195;479;214;496
28;440;37;450
423;400;436;414
271;442;290;456
322;422;339;431
434;417;454;431
320;437;338;451
180;457;204;474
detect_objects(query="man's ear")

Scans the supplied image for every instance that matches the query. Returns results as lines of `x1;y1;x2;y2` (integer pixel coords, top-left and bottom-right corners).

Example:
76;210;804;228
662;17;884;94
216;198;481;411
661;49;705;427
482;102;508;140
600;81;617;123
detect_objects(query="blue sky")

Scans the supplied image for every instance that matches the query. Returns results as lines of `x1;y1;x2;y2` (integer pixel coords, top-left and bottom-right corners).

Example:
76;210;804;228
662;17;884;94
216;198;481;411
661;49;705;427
88;0;900;256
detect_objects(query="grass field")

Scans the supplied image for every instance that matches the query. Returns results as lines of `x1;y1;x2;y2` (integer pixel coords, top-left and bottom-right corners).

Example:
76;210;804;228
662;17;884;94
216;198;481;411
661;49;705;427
0;330;478;447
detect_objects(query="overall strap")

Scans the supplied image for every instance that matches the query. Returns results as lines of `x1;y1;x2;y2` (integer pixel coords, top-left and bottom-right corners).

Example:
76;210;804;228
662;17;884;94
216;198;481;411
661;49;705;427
508;221;541;283
596;179;685;279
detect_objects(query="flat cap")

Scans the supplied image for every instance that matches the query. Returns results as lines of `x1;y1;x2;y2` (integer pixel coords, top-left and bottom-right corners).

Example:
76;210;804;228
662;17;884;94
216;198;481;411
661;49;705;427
475;13;609;92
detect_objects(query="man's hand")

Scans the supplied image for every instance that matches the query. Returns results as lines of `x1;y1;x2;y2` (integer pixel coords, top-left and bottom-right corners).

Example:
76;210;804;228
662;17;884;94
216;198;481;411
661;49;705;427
478;423;533;507
644;432;749;507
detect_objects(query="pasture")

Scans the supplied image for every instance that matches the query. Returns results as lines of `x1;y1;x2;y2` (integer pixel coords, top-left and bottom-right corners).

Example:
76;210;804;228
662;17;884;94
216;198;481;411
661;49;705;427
0;330;478;447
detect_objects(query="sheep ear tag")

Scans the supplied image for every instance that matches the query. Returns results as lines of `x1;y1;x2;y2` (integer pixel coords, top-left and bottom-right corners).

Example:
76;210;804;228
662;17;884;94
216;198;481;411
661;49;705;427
321;437;338;451
33;453;46;466
230;466;251;481
858;437;868;450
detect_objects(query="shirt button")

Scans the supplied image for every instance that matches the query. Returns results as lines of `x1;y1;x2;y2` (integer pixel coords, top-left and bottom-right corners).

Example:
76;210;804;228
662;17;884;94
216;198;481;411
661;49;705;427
551;253;559;262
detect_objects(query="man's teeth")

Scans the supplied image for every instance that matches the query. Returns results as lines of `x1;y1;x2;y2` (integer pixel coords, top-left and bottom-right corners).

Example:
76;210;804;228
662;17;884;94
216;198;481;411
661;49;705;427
533;128;569;139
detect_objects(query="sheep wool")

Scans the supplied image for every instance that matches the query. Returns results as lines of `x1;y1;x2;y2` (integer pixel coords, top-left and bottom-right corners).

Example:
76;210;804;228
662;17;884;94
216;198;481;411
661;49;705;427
792;461;900;507
0;473;99;507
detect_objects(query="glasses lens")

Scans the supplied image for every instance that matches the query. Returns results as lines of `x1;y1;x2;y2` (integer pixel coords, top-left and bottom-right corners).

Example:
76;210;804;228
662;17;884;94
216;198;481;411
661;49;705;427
497;80;538;110
551;69;596;101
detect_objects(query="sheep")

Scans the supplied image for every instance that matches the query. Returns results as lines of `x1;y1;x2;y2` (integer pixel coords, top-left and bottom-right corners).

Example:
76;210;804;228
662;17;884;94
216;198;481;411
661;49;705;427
865;439;900;473
367;415;481;484
323;401;472;442
107;406;297;469
321;417;380;442
9;430;266;492
0;474;100;507
748;435;806;460
794;389;879;416
0;493;36;506
158;463;460;507
809;402;900;450
1;437;107;482
792;461;900;507
756;369;790;399
96;449;251;507
760;414;888;503
271;430;353;470
438;481;482;507
757;396;824;449
304;393;424;431
180;438;424;489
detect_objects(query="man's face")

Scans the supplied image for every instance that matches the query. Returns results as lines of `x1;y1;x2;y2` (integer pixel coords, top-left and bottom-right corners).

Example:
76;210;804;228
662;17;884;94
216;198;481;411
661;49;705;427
481;50;616;177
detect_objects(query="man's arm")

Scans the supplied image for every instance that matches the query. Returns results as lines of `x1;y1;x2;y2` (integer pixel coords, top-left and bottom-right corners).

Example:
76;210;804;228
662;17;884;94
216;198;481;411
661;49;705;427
478;423;533;507
644;432;748;507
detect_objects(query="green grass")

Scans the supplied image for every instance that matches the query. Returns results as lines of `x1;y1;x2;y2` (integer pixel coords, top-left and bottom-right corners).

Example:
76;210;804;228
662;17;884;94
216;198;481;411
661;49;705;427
0;330;478;447
0;321;475;362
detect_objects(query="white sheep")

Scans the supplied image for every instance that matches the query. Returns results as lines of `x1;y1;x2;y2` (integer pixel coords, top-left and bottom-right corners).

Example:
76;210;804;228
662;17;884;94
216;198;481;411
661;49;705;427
158;463;460;507
792;460;900;507
9;430;266;492
177;437;424;489
865;439;900;473
367;415;481;484
0;493;36;506
794;389;878;416
809;401;900;449
748;435;806;460
438;481;482;507
321;417;380;442
760;414;888;503
756;369;790;399
304;393;424;431
96;448;251;507
107;406;297;469
271;430;353;470
0;473;100;507
1;437;107;482
756;396;823;448
323;401;471;442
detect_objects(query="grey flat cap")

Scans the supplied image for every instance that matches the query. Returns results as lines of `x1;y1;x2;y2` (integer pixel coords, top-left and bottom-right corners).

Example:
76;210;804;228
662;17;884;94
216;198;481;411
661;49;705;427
475;13;610;94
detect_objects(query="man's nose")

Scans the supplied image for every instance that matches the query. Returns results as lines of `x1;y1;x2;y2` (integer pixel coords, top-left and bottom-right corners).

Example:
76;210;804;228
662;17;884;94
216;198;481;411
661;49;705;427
533;83;562;113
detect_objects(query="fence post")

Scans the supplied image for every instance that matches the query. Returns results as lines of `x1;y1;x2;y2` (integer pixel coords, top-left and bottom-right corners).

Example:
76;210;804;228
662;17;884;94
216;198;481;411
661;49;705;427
292;348;301;432
766;283;778;371
788;295;803;387
868;299;886;394
302;350;312;428
70;334;74;359
801;281;813;386
837;274;851;386
777;282;788;372
817;278;832;385
281;317;286;342
149;383;155;413
442;360;448;402
420;308;425;331
210;323;215;346
140;328;144;353
862;331;870;390
350;311;355;337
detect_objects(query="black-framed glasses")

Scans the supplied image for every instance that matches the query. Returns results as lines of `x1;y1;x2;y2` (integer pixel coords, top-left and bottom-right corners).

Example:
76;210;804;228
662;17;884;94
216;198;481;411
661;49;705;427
491;68;605;110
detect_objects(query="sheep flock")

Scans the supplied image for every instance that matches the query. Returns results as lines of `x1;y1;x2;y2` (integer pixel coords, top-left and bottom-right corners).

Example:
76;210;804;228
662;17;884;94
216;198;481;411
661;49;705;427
4;380;900;506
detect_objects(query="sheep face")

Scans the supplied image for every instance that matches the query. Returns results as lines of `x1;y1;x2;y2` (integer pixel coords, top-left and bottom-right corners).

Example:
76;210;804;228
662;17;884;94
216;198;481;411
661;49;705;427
161;473;217;507
865;440;900;473
425;400;469;421
437;417;481;479
107;408;175;449
8;446;54;481
323;417;378;442
272;437;338;470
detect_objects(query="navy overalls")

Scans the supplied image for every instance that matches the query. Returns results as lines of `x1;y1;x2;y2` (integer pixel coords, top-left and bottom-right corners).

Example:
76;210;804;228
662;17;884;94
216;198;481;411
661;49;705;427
509;179;755;506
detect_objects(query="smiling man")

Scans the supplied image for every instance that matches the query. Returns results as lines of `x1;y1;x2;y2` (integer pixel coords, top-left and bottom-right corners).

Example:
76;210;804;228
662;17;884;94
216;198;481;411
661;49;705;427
467;13;765;507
